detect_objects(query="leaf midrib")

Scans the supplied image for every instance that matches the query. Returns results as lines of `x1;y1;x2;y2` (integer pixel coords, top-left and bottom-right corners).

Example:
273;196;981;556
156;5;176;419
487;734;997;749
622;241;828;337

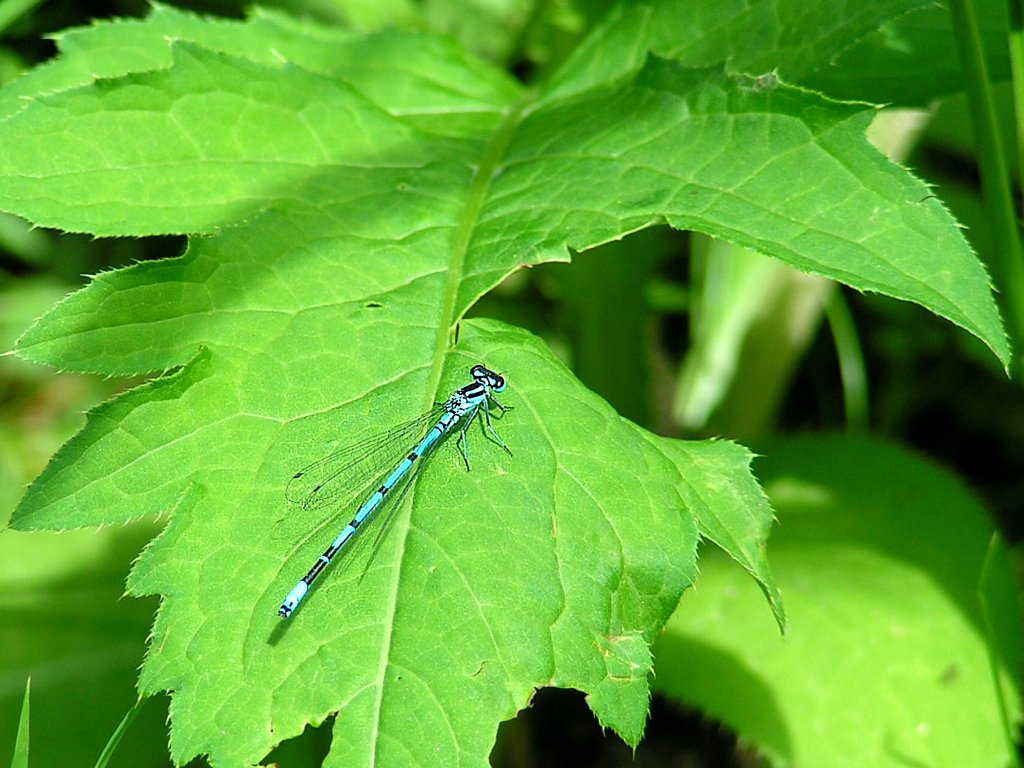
426;97;533;394
369;94;533;763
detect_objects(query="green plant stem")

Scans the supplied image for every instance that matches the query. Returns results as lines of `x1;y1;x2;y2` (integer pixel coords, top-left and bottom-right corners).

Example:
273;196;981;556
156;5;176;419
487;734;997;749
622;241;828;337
11;678;30;768
1010;0;1024;191
676;241;833;439
824;289;868;433
949;0;1024;377
94;696;146;768
560;231;667;427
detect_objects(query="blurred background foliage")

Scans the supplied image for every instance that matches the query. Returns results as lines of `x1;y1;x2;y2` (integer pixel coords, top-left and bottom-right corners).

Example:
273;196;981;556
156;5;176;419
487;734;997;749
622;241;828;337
1;1;1021;766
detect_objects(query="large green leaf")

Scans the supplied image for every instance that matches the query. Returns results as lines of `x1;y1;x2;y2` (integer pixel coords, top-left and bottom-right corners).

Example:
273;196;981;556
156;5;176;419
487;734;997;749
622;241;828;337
1;2;1009;765
0;11;1007;363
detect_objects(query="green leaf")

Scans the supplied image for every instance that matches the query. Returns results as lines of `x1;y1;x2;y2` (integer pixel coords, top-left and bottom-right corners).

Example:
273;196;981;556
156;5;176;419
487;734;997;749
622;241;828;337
661;437;784;627
1;2;1011;764
803;0;1012;105
11;679;29;768
654;435;1023;767
0;5;520;131
545;0;966;99
14;312;745;765
2;32;1007;364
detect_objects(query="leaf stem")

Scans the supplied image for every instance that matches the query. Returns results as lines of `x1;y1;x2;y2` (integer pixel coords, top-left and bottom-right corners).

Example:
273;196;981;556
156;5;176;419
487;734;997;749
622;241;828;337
12;678;29;768
1011;0;1024;200
824;289;868;433
949;0;1024;376
93;696;146;768
430;96;530;398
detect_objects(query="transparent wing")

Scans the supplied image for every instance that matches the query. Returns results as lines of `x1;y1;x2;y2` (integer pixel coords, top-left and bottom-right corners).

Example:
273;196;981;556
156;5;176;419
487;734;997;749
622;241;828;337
286;404;446;510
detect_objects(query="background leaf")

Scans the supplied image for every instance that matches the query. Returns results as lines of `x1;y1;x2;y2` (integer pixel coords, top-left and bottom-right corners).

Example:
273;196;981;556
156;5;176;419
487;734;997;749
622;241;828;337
0;526;168;768
654;435;1022;767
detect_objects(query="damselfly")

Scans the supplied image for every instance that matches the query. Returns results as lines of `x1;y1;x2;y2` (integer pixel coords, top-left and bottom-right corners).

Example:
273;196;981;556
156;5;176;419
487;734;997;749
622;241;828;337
278;364;511;618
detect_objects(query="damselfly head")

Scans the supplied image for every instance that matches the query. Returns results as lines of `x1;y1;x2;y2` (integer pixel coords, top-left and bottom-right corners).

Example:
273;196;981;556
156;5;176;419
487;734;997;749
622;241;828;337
471;364;506;393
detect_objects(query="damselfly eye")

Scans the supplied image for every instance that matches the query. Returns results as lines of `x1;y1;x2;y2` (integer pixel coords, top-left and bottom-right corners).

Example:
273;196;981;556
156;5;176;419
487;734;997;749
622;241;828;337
491;374;506;392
